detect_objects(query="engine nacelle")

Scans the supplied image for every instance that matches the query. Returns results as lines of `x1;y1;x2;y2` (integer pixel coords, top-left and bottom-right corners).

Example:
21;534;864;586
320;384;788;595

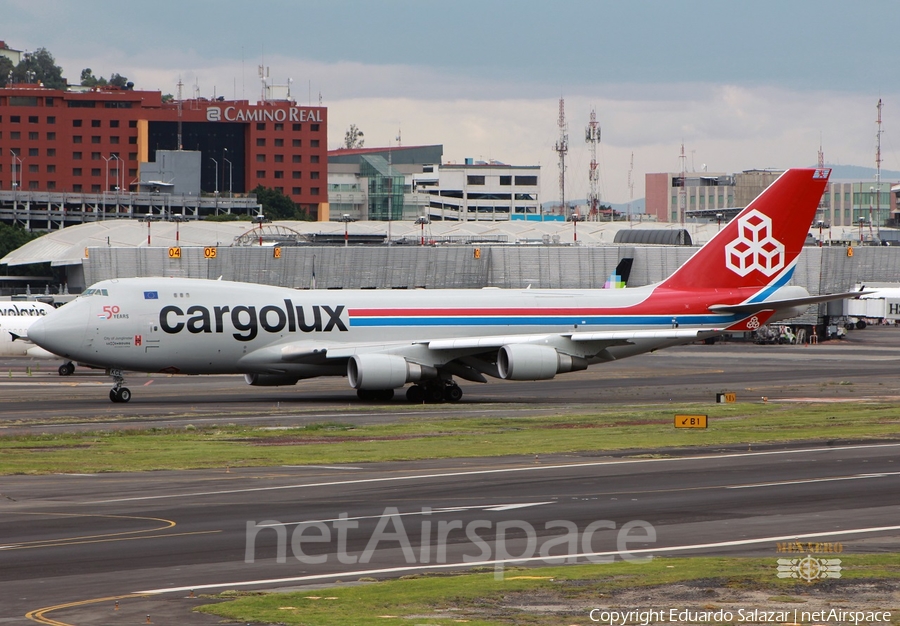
347;354;438;390
497;344;588;380
243;373;300;387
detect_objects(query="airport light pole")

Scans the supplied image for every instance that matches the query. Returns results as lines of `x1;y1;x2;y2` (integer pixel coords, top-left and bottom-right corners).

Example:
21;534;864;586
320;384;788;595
254;212;266;246
111;154;123;193
9;149;19;194
210;158;219;195
102;156;112;195
342;214;351;247
223;156;233;197
10;150;21;211
818;220;824;247
143;215;155;246
11;152;23;192
210;157;220;215
172;212;183;243
415;215;429;246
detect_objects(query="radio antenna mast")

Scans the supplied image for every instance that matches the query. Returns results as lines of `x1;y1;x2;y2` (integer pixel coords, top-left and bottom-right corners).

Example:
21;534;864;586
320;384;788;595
627;152;635;225
176;78;184;150
678;142;687;226
554;98;569;217
585;107;601;221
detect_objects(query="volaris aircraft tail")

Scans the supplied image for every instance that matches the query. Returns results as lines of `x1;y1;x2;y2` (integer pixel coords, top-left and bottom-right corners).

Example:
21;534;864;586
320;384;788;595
658;168;830;292
602;258;634;289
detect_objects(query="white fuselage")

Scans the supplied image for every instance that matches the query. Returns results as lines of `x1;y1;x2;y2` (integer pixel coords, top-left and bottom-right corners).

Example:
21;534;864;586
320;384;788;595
0;301;58;358
29;276;764;377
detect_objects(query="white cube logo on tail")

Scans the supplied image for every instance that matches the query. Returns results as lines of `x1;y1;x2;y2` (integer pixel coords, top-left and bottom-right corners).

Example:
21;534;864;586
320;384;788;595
724;209;785;277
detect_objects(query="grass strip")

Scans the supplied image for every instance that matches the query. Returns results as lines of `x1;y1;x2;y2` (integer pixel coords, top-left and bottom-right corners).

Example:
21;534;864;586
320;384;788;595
196;555;900;626
1;402;898;474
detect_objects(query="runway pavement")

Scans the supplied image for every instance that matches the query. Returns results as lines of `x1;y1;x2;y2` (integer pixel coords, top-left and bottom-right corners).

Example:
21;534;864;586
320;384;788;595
3;443;900;623
2;327;900;623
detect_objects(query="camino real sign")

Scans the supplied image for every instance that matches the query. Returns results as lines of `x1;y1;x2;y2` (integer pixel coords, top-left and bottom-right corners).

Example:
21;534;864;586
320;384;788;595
206;106;323;123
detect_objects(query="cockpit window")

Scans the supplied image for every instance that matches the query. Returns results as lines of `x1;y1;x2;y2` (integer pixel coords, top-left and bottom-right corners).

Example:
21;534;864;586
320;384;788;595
82;288;109;296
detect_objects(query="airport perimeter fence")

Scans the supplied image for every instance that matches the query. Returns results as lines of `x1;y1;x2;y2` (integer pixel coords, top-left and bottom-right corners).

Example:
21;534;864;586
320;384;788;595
83;245;900;321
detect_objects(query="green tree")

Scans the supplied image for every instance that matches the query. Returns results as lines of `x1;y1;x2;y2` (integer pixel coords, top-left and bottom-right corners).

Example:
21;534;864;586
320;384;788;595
0;56;13;87
80;67;104;87
343;124;365;149
203;213;252;222
109;73;132;89
251;185;310;221
81;69;131;89
0;223;40;267
13;48;65;89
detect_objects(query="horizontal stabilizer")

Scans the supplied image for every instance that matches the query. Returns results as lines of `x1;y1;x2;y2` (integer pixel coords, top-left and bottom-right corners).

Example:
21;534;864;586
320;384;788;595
709;291;869;315
9;332;31;343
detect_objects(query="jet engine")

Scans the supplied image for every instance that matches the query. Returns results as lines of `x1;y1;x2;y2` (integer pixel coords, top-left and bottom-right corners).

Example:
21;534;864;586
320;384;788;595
243;373;300;386
347;354;438;390
497;344;588;380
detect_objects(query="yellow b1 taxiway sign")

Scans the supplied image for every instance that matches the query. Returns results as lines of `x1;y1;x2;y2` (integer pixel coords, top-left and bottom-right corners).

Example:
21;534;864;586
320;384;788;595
675;414;708;429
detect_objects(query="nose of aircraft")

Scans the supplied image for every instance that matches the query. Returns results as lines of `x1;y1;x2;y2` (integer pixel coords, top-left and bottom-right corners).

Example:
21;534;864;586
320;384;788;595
26;315;48;345
27;303;88;358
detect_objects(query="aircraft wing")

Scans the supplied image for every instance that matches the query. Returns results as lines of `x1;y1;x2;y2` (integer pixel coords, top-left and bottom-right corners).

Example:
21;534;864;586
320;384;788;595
242;327;724;370
709;291;869;315
427;328;719;351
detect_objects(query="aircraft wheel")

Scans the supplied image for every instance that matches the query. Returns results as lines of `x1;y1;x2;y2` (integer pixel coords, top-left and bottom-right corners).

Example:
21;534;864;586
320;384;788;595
444;385;463;403
59;363;72;376
357;389;374;401
109;389;120;403
376;388;394;401
117;387;132;403
426;384;445;404
406;385;425;403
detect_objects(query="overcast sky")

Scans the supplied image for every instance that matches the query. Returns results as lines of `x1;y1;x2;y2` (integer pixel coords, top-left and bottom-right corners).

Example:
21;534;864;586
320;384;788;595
3;0;898;203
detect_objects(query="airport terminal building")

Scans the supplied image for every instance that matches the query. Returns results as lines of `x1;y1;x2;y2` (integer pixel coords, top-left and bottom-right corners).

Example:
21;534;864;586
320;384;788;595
0;84;328;218
328;146;542;222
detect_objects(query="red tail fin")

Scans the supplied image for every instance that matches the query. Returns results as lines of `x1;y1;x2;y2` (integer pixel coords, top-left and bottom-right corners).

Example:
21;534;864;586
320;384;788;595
658;168;830;291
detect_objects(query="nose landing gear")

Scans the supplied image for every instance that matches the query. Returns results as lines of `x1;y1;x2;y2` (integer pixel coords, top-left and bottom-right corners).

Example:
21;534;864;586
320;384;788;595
108;368;131;403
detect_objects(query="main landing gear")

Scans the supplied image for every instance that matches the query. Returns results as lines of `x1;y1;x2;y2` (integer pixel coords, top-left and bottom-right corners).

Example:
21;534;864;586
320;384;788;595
356;380;463;404
108;368;131;403
57;361;75;376
405;380;463;404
